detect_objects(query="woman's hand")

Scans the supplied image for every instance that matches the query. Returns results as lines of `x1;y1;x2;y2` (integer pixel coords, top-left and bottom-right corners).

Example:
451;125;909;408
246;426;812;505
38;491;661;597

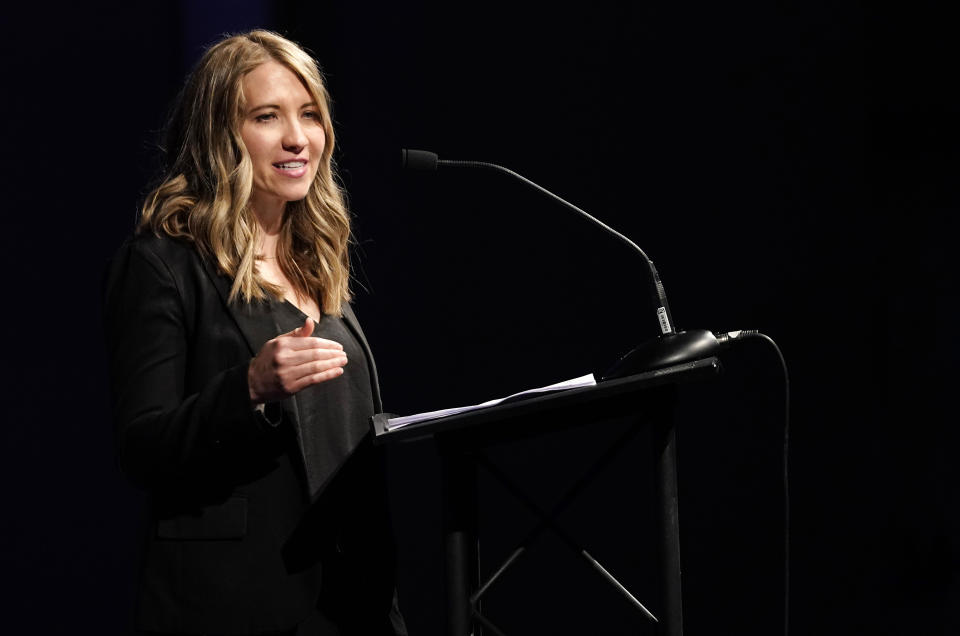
248;317;347;404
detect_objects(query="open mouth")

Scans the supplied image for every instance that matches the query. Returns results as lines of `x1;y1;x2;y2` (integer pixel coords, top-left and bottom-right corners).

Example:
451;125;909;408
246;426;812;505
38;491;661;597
272;160;309;179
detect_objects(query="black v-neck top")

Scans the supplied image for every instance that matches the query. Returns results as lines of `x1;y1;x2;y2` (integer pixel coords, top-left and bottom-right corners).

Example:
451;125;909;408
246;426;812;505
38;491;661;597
272;300;374;499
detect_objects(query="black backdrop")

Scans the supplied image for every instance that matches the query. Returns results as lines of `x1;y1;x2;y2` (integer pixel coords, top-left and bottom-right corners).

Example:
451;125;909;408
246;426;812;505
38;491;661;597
2;1;956;634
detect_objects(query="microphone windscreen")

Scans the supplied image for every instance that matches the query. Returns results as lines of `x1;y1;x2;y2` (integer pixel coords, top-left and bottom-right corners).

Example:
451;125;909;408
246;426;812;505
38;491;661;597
401;148;439;171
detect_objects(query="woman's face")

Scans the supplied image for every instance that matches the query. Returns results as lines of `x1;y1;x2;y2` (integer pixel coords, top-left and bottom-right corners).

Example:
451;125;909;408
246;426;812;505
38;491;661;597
240;61;326;215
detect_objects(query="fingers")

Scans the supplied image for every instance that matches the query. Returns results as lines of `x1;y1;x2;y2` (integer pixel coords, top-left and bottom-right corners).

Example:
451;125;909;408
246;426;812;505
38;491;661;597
250;347;348;403
277;344;347;367
280;316;315;338
283;359;347;394
276;319;343;351
295;316;314;337
284;336;343;351
250;318;349;403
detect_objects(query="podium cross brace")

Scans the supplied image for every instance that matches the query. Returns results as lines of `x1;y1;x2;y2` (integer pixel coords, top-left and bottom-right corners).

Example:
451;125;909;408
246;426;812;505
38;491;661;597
469;422;658;625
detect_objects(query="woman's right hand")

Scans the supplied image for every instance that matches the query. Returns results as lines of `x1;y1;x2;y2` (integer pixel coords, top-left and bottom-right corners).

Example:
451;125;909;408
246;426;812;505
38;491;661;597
247;317;347;404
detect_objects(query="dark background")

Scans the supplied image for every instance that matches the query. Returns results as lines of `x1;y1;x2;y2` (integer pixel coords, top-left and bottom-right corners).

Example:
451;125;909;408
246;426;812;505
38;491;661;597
2;1;956;634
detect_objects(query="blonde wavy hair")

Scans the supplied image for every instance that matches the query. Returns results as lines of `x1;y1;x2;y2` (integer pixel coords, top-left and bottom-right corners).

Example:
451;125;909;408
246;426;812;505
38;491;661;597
139;30;351;315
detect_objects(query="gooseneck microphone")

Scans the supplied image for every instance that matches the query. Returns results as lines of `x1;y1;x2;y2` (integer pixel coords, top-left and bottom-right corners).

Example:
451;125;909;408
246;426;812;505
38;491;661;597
401;150;792;636
401;148;725;377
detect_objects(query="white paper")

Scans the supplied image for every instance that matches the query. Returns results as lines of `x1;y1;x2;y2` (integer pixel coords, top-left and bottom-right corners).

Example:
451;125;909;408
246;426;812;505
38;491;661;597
385;373;596;431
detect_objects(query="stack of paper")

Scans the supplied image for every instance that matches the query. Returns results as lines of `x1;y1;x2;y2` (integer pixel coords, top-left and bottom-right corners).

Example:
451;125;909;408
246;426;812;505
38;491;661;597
385;373;596;431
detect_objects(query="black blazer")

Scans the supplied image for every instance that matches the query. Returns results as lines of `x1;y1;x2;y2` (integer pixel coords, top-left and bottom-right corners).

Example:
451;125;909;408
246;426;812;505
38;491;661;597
104;234;406;635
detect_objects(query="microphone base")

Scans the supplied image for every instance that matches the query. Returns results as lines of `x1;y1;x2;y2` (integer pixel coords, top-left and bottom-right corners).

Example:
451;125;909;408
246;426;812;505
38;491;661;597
601;329;720;380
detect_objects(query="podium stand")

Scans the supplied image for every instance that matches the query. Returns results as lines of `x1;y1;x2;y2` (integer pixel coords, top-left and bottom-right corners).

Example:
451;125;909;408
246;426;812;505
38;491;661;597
372;357;720;636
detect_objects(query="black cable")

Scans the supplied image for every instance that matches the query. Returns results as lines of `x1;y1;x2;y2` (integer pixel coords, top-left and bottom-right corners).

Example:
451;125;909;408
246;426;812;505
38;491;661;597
725;331;790;636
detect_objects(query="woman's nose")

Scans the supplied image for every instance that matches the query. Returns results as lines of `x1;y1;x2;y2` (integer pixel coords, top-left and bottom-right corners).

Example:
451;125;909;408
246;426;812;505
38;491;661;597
282;120;308;152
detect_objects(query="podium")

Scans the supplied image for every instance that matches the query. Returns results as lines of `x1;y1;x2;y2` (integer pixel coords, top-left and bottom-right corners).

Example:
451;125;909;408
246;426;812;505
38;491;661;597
372;356;721;636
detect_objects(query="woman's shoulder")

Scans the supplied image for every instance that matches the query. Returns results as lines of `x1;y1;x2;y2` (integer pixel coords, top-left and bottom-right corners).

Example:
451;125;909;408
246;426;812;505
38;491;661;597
103;232;222;316
105;232;207;292
114;232;203;271
125;231;196;258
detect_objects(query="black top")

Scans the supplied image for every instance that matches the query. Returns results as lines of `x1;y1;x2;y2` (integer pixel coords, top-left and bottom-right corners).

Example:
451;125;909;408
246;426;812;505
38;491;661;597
273;300;375;500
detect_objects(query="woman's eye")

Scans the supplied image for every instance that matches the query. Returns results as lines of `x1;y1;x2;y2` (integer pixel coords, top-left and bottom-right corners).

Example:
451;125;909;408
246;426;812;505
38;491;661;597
303;111;321;122
254;112;277;122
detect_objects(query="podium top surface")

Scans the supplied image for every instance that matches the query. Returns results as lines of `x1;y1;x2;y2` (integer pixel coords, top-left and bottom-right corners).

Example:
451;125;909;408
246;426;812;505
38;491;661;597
371;356;720;445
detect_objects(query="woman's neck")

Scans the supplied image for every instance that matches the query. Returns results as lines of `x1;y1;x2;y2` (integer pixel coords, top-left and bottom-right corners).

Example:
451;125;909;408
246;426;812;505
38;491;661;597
252;200;285;258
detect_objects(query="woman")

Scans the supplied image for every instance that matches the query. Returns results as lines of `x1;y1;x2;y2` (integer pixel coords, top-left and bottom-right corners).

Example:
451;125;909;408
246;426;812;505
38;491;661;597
103;30;406;636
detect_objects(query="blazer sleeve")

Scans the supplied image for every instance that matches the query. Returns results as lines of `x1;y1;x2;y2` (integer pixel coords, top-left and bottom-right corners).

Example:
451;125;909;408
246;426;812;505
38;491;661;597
103;239;276;490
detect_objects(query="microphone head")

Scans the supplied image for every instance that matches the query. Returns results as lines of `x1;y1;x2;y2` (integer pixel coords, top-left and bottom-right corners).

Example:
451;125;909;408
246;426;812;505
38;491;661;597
401;148;439;171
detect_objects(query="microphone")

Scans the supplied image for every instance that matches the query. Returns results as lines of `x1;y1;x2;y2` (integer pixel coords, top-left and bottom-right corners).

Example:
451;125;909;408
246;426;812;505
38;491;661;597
401;148;439;171
400;148;727;378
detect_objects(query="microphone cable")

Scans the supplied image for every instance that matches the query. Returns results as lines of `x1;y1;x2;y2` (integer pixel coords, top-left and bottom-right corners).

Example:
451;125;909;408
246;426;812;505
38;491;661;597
717;330;791;636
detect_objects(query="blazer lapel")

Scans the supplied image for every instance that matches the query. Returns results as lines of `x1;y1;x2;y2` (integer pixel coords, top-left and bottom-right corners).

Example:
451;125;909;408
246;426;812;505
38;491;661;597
197;256;305;437
198;257;276;355
341;303;383;413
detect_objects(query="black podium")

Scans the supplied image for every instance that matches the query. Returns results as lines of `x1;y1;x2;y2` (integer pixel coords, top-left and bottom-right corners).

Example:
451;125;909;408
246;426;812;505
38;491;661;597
372;356;720;636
